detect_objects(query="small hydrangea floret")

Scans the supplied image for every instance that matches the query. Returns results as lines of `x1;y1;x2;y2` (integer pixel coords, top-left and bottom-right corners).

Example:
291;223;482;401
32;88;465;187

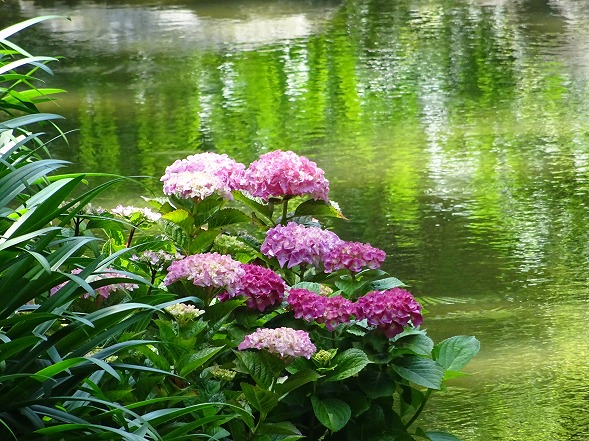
324;241;386;273
161;152;245;201
165;303;205;320
240;150;329;202
164;252;245;294
238;327;317;359
261;222;343;268
218;264;286;311
111;205;161;223
355;288;423;338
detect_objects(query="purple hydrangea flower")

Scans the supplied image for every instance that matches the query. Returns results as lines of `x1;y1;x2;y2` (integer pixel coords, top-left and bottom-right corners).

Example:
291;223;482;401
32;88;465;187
238;327;317;359
323;241;386;273
240;150;329;202
50;268;139;299
261;222;343;268
161;152;246;200
287;288;355;331
218;264;286;312
164;252;245;294
355;288;423;338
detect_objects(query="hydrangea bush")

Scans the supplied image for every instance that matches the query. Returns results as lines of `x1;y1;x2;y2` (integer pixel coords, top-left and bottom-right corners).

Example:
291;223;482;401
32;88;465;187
102;148;480;441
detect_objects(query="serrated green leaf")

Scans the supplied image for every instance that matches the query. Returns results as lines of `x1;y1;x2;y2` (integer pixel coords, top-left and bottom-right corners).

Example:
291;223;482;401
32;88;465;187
426;431;462;441
235;350;285;389
367;277;406;290
326;348;370;382
291;281;322;294
433;336;480;371
393;333;434;356
311;396;351;432
241;383;279;415
207;208;250;229
294;199;346;219
391;356;444;390
179;346;224;377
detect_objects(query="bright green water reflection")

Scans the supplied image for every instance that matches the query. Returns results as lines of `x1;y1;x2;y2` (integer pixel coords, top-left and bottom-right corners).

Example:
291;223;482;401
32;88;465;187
3;0;589;438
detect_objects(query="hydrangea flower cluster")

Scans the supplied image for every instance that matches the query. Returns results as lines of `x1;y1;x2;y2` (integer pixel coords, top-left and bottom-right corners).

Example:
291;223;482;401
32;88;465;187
241;150;330;202
323;241;386;273
130;250;181;270
165;303;205;320
50;268;139;299
238;327;317;359
164;252;245;294
111;205;161;224
161;152;246;200
355;288;423;338
287;288;356;331
261;222;343;268
218;264;286;312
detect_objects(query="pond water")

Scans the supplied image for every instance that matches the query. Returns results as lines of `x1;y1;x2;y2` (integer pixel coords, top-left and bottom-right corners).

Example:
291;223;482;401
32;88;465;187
3;0;589;439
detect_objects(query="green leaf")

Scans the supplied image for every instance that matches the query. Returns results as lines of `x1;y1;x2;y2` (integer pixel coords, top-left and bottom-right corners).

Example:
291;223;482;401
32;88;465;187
367;277;406;290
274;369;321;396
391;356;444;390
326;348;370;382
393;333;434;356
426;431;462;441
256;421;303;437
291;281;322;294
207;208;251;229
178;346;224;377
433;336;480;372
311;396;351;432
235;350;285;389
334;278;367;296
294;199;346;219
358;370;395;399
241;383;279;415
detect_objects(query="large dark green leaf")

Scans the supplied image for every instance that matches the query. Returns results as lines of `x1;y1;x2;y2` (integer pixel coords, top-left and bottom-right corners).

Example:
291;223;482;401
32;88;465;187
391;356;444;390
311;396;351;432
240;383;279;415
432;336;480;372
325;348;370;382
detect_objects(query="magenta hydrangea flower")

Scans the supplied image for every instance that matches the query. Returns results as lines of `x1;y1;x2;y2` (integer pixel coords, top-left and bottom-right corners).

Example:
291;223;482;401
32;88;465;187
238;327;317;359
164;252;245;294
287;288;355;331
355;288;423;338
240;150;330;202
323;241;386;273
161;152;245;200
50;268;139;299
261;222;343;268
218;264;286;311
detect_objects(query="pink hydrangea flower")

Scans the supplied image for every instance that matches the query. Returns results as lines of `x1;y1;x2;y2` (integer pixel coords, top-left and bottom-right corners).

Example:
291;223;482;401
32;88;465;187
238;327;317;359
261;222;343;268
164;252;245;294
355;288;423;338
218;264;286;311
323;241;386;273
161;152;245;200
287;288;355;331
240;150;329;202
50;268;139;299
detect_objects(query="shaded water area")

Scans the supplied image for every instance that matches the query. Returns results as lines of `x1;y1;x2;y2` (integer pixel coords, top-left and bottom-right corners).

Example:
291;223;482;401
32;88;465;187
3;0;589;438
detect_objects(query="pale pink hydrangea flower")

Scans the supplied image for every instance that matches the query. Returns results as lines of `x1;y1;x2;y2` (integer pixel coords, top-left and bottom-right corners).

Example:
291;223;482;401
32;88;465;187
241;150;329;202
50;268;139;299
218;264;286;312
355;288;423;338
261;222;343;268
238;327;317;359
161;152;245;201
111;205;161;223
163;252;245;294
287;288;355;331
323;241;386;273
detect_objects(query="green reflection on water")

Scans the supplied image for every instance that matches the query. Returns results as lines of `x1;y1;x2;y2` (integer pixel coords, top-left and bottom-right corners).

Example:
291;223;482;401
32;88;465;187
3;0;589;439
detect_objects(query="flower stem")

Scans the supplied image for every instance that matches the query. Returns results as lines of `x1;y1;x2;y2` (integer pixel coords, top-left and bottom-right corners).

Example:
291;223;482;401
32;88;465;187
126;227;136;248
404;388;432;429
281;199;289;225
